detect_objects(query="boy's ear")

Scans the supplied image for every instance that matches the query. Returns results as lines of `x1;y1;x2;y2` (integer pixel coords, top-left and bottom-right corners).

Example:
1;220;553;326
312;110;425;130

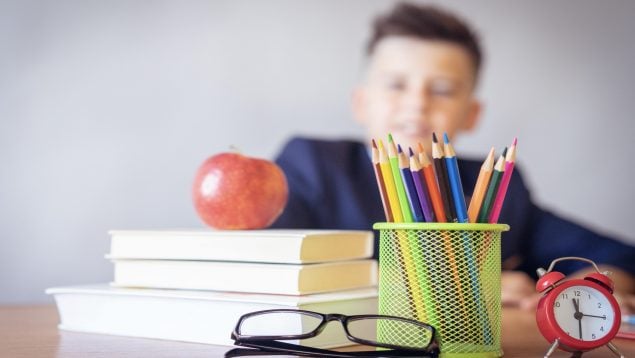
351;86;368;125
463;99;482;132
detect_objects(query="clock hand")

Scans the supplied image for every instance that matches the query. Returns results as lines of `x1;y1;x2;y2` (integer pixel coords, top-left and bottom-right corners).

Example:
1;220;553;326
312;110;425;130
572;298;582;340
572;298;580;313
582;314;606;319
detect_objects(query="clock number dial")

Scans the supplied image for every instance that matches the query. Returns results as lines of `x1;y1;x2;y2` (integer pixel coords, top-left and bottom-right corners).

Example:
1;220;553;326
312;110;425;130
552;285;615;341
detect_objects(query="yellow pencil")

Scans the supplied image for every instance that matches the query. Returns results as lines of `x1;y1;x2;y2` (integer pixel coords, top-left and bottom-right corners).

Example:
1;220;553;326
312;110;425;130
467;147;496;223
379;140;425;320
377;140;403;222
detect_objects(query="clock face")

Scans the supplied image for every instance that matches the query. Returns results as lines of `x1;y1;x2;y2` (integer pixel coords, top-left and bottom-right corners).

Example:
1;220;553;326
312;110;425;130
553;285;615;341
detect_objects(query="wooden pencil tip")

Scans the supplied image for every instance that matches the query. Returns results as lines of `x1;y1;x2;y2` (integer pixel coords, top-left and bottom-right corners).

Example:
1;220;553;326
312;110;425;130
378;139;385;150
417;142;424;152
388;133;394;142
432;132;438;143
397;144;403;153
408;147;414;156
443;132;450;144
512;137;518;146
502;147;508;157
371;139;377;148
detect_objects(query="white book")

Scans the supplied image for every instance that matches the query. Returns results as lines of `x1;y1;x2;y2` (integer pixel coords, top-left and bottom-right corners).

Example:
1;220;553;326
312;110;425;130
108;229;373;264
111;259;378;295
46;284;378;347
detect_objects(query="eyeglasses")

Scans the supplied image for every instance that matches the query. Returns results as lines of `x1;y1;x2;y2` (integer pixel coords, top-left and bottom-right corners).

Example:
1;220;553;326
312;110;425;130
228;309;439;357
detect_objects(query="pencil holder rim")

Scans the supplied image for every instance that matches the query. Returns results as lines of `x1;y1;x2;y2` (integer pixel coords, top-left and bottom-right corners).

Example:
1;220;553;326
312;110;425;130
373;222;510;232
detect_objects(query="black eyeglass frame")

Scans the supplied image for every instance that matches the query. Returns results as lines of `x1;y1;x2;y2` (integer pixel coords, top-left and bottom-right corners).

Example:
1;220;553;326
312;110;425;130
231;309;438;352
228;339;439;357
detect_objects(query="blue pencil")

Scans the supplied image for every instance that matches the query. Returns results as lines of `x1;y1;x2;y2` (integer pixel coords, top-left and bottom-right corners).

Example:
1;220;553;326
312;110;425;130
443;133;493;342
443;133;468;223
398;145;425;222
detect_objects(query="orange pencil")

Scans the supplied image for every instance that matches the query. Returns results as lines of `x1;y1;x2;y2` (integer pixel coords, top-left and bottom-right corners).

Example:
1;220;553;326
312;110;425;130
371;139;393;222
467;147;495;223
417;142;445;223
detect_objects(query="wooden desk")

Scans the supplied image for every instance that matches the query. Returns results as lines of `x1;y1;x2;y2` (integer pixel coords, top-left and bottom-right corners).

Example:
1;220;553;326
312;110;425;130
1;305;633;357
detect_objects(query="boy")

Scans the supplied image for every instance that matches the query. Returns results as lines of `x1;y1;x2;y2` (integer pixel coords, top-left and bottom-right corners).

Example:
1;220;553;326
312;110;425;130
271;3;634;311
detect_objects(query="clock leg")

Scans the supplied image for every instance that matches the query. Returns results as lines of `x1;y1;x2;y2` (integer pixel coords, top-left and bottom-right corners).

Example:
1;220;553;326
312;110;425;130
606;342;624;358
544;339;559;358
569;352;582;358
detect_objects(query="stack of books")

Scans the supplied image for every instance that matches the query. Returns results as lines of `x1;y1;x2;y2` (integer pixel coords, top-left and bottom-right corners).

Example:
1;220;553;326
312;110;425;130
47;229;378;347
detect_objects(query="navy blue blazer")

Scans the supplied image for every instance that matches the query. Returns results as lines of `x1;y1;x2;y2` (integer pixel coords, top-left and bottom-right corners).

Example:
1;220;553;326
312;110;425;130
271;137;635;277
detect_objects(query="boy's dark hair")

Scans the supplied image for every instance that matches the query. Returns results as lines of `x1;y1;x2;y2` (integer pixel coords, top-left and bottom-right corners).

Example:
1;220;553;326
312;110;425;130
367;2;482;79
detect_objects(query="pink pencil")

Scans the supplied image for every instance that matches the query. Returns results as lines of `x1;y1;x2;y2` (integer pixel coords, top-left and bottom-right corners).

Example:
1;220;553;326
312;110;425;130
488;138;517;223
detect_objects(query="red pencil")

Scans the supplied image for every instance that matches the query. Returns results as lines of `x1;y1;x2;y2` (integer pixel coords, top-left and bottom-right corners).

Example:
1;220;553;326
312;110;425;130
488;138;517;223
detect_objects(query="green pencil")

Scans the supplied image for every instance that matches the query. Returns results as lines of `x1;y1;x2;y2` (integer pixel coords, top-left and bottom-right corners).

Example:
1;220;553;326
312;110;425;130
387;134;413;222
477;148;507;223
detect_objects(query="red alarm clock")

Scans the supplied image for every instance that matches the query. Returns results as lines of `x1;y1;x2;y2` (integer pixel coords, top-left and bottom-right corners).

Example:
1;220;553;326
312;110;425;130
535;257;624;358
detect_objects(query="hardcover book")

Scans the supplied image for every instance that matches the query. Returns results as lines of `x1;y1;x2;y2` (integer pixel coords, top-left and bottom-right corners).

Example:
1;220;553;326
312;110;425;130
108;229;374;264
111;259;378;295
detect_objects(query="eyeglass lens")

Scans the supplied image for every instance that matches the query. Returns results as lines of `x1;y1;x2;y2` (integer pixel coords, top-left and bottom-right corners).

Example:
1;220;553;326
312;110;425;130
348;317;433;349
239;311;323;336
238;312;432;350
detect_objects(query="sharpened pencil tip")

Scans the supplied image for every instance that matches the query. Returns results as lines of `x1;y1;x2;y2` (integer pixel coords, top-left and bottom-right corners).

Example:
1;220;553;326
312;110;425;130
417;142;424;152
388;133;393;142
371;139;377;148
409;147;414;156
443;133;450;144
432;132;438;143
502;147;508;157
512;137;518;146
397;144;403;153
378;139;385;150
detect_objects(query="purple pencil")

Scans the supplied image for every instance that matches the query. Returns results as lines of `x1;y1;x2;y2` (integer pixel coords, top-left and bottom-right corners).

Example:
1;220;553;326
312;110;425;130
409;148;434;222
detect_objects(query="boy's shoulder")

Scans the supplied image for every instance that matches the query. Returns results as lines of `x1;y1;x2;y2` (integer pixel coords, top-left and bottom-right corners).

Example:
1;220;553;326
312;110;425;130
278;136;367;161
281;136;365;151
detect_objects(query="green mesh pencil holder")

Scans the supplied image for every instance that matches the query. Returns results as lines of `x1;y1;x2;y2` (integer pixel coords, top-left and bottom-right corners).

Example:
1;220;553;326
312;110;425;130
373;222;510;358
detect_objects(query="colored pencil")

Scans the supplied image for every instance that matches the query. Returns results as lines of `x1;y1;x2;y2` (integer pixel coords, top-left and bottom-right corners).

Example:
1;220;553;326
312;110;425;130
488;138;517;223
380;143;426;322
414;145;467;325
467;147;495;223
431;133;456;222
416;144;467;321
371;139;393;222
417;143;444;222
398;145;425;222
387;134;413;222
408;148;434;222
441;134;493;341
378;140;403;222
443;133;468;223
477;148;506;223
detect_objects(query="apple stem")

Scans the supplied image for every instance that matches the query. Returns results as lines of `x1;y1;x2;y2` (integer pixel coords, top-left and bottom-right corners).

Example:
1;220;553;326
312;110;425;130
229;145;242;154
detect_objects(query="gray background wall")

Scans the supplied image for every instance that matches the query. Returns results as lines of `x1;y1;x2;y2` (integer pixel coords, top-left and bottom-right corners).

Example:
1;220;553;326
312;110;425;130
1;0;634;303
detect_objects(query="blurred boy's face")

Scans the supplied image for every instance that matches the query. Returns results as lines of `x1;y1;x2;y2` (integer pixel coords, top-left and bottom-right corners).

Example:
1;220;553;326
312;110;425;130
353;36;481;152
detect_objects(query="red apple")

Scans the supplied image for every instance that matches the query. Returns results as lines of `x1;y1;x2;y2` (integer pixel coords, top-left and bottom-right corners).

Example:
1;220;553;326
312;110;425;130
192;152;288;229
